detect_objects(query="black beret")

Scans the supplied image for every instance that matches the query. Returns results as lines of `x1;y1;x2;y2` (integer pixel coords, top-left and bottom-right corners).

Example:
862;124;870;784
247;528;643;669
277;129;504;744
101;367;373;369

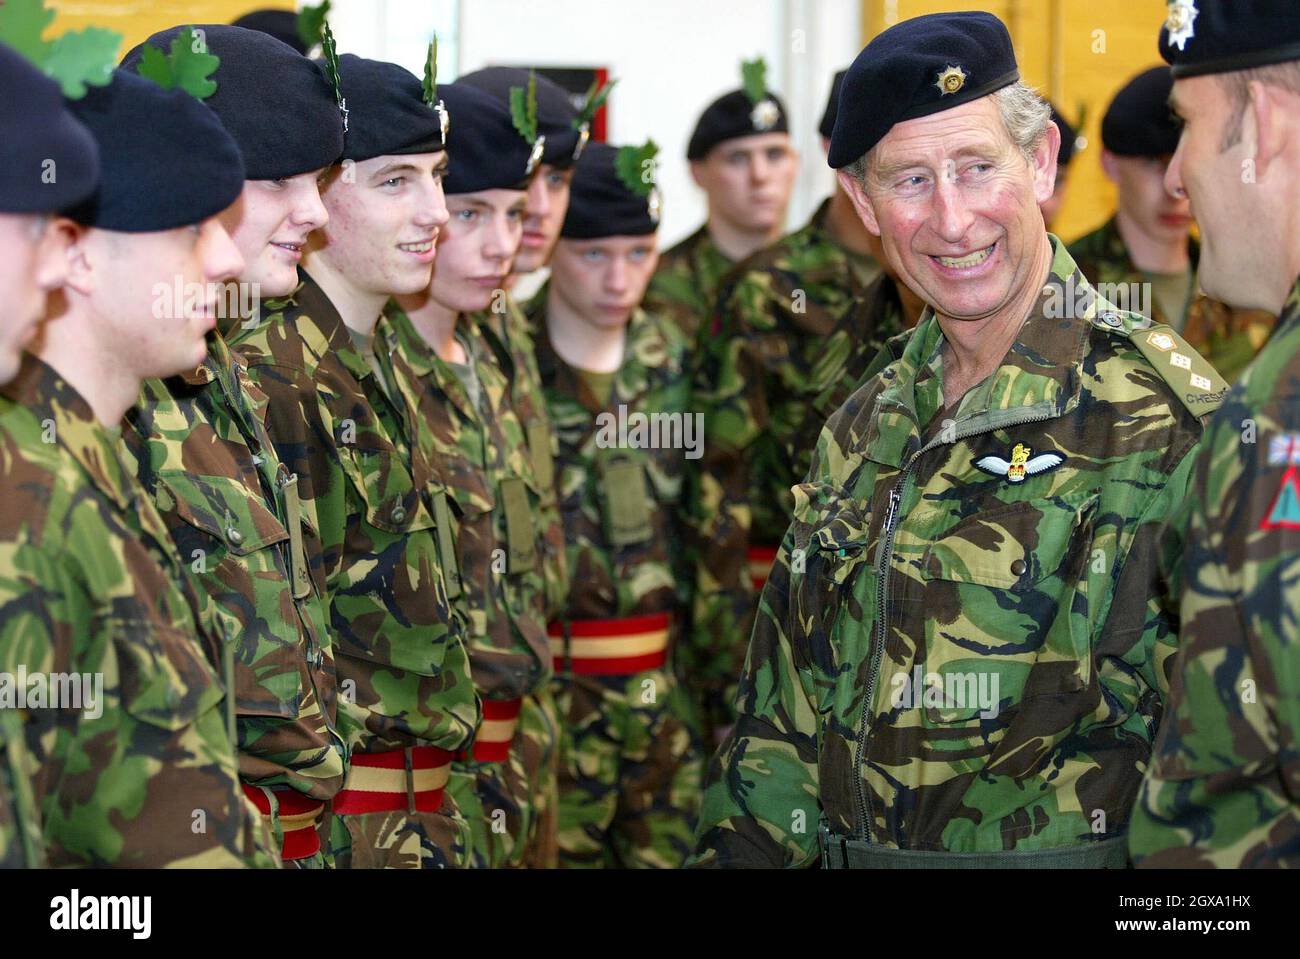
0;41;99;214
1160;0;1300;78
561;143;660;240
440;82;536;195
121;26;342;180
231;9;307;55
327;54;445;163
1049;102;1078;167
687;89;789;161
65;69;245;232
818;69;848;140
1101;67;1180;157
828;11;1020;169
458;67;584;168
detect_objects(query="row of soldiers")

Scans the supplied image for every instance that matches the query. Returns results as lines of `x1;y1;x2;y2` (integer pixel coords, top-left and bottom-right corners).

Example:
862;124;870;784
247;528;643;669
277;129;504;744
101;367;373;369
2;0;1297;870
0;10;710;868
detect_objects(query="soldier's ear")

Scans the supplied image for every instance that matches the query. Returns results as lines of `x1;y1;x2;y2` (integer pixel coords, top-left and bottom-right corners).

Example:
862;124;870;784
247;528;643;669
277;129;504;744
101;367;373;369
836;168;880;236
1031;120;1061;206
1247;79;1289;181
51;218;94;298
1099;147;1119;184
688;160;707;190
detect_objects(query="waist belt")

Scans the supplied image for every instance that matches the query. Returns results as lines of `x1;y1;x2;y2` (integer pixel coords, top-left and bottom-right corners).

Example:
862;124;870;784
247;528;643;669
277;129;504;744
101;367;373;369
241;783;325;862
747;545;779;591
818;823;1129;869
456;698;522;764
549;612;671;675
332;745;453;816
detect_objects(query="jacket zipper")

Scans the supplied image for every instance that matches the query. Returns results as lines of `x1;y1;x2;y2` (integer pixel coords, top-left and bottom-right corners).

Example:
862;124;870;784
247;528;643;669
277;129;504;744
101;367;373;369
851;406;1055;843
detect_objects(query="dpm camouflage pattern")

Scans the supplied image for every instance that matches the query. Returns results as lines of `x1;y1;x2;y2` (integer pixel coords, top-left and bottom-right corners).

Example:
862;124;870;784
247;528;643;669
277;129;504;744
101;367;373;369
1130;276;1300;868
384;302;557;867
1068;216;1275;383
691;239;1226;866
689;199;905;737
0;355;272;868
534;303;703;868
643;224;736;341
0;705;43;867
125;333;346;851
223;270;478;867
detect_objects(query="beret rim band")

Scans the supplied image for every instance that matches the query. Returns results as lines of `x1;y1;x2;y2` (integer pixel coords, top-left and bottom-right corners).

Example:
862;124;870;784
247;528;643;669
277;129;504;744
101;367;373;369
1167;41;1300;79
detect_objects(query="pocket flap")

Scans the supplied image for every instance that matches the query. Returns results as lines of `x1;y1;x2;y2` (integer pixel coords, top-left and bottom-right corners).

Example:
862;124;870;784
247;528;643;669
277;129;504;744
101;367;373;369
158;472;289;557
112;621;223;731
340;447;435;534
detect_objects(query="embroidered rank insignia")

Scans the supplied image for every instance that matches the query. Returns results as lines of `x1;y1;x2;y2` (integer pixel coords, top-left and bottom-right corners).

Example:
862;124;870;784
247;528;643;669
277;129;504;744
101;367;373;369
1262;465;1300;530
974;443;1065;484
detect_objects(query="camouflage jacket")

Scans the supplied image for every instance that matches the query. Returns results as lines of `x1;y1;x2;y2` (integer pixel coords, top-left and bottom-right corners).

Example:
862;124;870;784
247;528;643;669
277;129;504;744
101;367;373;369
692;240;1227;866
123;332;346;800
0;705;43;867
1130;276;1300;868
385;303;555;701
0;356;267;867
223;270;478;755
644;224;736;341
533;304;694;623
689;203;906;732
1068;216;1275;382
475;295;569;622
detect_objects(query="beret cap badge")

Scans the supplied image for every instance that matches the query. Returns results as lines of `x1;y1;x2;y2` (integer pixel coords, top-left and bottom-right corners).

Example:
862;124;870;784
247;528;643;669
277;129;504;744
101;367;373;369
936;65;967;96
1165;0;1198;52
526;134;546;176
750;99;780;131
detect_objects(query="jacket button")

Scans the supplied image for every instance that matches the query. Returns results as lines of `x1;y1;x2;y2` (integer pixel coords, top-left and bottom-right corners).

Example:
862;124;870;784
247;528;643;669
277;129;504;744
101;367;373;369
164;687;182;708
1010;558;1027;576
225;527;244;547
391;505;407;525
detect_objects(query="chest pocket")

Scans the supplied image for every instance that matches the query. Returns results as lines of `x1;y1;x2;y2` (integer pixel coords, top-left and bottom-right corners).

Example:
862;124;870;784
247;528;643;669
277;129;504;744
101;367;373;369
112;619;224;732
157;473;310;718
790;482;873;689
915;489;1101;723
339;447;434;536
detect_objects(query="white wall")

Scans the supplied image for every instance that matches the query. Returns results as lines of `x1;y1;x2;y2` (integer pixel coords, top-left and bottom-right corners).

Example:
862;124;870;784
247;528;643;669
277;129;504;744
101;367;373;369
320;0;862;246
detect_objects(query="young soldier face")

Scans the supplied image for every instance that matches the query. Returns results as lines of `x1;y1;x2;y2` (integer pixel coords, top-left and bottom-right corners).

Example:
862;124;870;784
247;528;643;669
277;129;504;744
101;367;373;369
430;189;526;314
315;152;449;297
220;170;330;298
692;133;798;234
1102;151;1192;246
78;217;244;378
844;96;1059;323
549;234;659;330
1167;74;1275;311
516;163;574;275
0;213;70;384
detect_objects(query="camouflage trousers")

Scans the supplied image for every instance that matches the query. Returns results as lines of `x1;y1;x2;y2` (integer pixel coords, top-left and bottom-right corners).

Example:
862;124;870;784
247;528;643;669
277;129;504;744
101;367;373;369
329;807;471;869
447;689;560;868
553;666;702;868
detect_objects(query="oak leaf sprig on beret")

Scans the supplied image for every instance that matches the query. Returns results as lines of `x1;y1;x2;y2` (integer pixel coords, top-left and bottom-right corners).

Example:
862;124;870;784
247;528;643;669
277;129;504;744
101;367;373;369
296;0;331;52
510;70;540;145
573;76;617;131
135;26;219;100
320;19;348;132
422;35;439;107
616;139;660;198
741;56;768;105
0;0;122;98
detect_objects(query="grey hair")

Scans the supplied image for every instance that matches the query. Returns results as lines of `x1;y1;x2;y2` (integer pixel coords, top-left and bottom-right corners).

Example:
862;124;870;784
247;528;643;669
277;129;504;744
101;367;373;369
842;81;1053;185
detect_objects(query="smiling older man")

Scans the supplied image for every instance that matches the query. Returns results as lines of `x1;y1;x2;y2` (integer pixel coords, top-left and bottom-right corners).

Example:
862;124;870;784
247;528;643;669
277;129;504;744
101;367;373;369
690;11;1227;869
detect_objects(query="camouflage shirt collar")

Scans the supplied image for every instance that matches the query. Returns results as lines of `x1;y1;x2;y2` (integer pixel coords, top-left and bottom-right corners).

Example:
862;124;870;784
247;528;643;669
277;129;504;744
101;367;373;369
4;354;135;513
384;301;478;422
863;236;1091;466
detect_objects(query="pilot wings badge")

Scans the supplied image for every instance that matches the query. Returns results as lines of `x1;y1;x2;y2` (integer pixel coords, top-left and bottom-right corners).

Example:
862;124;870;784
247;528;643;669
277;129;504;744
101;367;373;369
974;443;1065;484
